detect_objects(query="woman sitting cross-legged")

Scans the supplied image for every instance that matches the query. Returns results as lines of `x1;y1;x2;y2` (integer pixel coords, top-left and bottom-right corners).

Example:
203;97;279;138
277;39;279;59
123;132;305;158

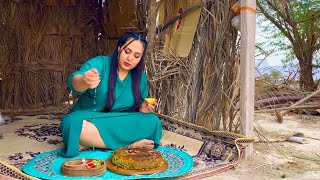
59;32;162;157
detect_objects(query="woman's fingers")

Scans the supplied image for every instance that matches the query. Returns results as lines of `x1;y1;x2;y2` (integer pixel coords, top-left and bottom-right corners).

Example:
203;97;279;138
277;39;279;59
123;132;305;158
84;69;100;88
147;140;155;148
147;104;155;111
146;144;155;149
84;77;100;88
85;70;99;79
87;80;101;88
91;68;99;74
85;75;100;82
86;69;99;78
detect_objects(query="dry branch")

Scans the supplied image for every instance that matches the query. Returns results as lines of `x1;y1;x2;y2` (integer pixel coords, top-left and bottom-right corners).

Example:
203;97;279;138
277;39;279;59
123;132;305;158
254;95;320;107
255;104;320;113
276;89;320;122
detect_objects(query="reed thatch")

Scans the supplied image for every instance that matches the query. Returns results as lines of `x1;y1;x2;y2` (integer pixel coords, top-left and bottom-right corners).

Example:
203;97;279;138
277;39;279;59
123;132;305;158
1;0;241;132
145;0;240;131
0;0;99;110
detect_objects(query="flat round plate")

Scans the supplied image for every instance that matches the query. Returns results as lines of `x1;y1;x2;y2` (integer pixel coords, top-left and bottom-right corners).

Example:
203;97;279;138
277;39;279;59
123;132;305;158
105;158;168;176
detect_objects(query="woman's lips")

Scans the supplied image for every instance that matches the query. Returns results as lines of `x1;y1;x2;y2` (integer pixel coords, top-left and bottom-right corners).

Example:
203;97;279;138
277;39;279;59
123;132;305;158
124;62;131;67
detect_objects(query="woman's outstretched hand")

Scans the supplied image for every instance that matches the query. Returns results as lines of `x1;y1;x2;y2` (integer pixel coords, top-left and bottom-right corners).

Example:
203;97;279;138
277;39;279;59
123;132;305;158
83;68;100;89
139;99;157;113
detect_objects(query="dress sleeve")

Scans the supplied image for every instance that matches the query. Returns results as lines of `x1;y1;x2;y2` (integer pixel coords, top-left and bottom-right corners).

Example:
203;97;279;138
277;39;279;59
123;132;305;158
140;71;149;99
68;56;106;95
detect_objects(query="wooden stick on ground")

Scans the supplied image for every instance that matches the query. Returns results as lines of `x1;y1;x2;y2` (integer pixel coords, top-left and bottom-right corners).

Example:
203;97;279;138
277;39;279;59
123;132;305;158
275;89;320;123
255;104;320;113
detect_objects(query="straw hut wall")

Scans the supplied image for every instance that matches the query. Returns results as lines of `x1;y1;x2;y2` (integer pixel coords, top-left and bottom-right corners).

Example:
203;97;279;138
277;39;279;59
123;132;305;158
1;0;241;132
146;0;240;132
0;0;100;111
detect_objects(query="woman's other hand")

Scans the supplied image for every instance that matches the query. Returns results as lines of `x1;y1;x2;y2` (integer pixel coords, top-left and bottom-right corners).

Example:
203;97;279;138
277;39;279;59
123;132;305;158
83;68;100;89
139;99;157;113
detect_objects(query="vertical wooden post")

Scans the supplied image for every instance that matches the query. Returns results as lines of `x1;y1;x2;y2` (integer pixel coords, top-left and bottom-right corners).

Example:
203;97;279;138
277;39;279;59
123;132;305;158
146;0;158;97
147;0;158;53
240;0;256;158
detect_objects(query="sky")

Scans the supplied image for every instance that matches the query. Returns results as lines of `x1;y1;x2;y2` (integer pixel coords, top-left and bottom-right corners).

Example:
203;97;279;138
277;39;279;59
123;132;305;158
255;33;320;80
254;19;299;78
255;21;286;67
255;31;287;77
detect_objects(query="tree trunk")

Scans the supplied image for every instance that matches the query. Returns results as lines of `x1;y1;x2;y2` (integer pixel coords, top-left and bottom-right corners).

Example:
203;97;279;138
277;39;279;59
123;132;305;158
298;54;316;91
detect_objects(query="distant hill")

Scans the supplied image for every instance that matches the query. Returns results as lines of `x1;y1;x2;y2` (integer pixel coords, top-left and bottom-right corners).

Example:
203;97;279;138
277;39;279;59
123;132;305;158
255;59;294;78
255;59;320;80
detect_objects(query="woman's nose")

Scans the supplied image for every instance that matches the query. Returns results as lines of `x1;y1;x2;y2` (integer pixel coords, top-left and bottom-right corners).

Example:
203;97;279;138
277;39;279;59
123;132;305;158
127;54;133;61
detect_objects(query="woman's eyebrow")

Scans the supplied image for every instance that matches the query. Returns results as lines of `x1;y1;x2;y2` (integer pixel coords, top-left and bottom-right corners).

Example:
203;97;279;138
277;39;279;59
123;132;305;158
124;47;132;51
125;47;142;55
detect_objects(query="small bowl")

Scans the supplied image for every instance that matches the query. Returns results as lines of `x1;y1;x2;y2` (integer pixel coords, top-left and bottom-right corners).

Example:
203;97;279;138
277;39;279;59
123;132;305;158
61;159;106;177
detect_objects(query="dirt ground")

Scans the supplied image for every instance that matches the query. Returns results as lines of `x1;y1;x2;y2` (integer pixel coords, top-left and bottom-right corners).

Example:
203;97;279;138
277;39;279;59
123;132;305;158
204;113;320;180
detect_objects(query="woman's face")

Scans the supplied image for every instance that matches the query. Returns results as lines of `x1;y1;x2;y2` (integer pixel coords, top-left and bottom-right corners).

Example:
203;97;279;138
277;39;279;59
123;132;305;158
118;38;144;72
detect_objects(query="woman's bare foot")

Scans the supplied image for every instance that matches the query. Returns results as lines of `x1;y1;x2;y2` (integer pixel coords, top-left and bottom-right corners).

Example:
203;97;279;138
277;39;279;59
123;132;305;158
79;144;91;151
130;139;154;149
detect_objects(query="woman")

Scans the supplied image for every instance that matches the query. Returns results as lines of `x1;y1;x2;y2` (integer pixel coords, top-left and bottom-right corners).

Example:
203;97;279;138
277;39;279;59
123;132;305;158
59;32;162;157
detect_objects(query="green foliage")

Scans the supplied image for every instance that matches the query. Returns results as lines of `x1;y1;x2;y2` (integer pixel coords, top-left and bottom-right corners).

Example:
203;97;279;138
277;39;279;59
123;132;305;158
256;0;320;66
256;16;289;64
270;70;281;82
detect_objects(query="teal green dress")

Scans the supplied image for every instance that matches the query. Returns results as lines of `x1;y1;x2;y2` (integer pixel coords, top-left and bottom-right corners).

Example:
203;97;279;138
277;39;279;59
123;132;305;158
59;56;162;157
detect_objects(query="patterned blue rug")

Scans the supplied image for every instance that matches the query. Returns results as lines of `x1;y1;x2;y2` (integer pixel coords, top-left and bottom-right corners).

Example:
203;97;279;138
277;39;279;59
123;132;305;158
22;146;193;180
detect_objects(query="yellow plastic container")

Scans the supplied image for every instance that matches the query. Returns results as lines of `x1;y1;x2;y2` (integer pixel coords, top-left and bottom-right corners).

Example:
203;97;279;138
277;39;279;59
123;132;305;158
145;98;156;105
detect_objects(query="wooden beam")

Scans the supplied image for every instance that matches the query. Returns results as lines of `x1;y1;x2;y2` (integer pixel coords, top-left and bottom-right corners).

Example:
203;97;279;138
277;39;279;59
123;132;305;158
240;0;256;158
254;104;320;113
275;89;320;122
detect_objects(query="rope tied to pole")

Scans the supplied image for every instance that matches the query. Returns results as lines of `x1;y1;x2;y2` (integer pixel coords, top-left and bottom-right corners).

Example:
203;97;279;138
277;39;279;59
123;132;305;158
240;6;257;14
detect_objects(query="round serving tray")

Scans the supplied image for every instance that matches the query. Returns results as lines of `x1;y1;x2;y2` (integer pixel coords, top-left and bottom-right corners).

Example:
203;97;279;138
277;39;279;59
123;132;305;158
105;158;168;176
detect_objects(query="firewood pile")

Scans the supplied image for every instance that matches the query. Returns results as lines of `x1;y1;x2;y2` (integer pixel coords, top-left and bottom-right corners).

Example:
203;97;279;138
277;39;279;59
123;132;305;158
254;77;320;122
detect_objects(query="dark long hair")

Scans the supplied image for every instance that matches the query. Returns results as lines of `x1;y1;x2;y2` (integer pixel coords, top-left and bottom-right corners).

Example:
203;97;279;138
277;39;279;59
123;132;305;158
105;32;148;112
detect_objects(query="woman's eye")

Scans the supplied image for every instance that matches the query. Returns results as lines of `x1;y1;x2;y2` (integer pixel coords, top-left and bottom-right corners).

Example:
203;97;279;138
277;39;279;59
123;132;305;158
135;55;141;58
125;49;131;54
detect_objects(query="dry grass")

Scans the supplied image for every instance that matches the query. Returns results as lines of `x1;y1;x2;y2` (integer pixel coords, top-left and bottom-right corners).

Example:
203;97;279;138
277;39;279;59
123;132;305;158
144;0;240;131
0;0;98;111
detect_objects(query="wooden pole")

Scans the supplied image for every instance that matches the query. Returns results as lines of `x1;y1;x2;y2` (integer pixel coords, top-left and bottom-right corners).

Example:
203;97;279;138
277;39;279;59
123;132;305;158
240;0;256;158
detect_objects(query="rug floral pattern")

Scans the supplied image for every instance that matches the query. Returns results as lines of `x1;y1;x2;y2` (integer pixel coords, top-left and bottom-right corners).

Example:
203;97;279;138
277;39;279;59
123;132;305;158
0;114;254;179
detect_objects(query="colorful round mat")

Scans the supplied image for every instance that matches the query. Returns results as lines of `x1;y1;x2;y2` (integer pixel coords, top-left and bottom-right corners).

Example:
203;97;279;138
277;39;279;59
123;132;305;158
22;146;193;179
